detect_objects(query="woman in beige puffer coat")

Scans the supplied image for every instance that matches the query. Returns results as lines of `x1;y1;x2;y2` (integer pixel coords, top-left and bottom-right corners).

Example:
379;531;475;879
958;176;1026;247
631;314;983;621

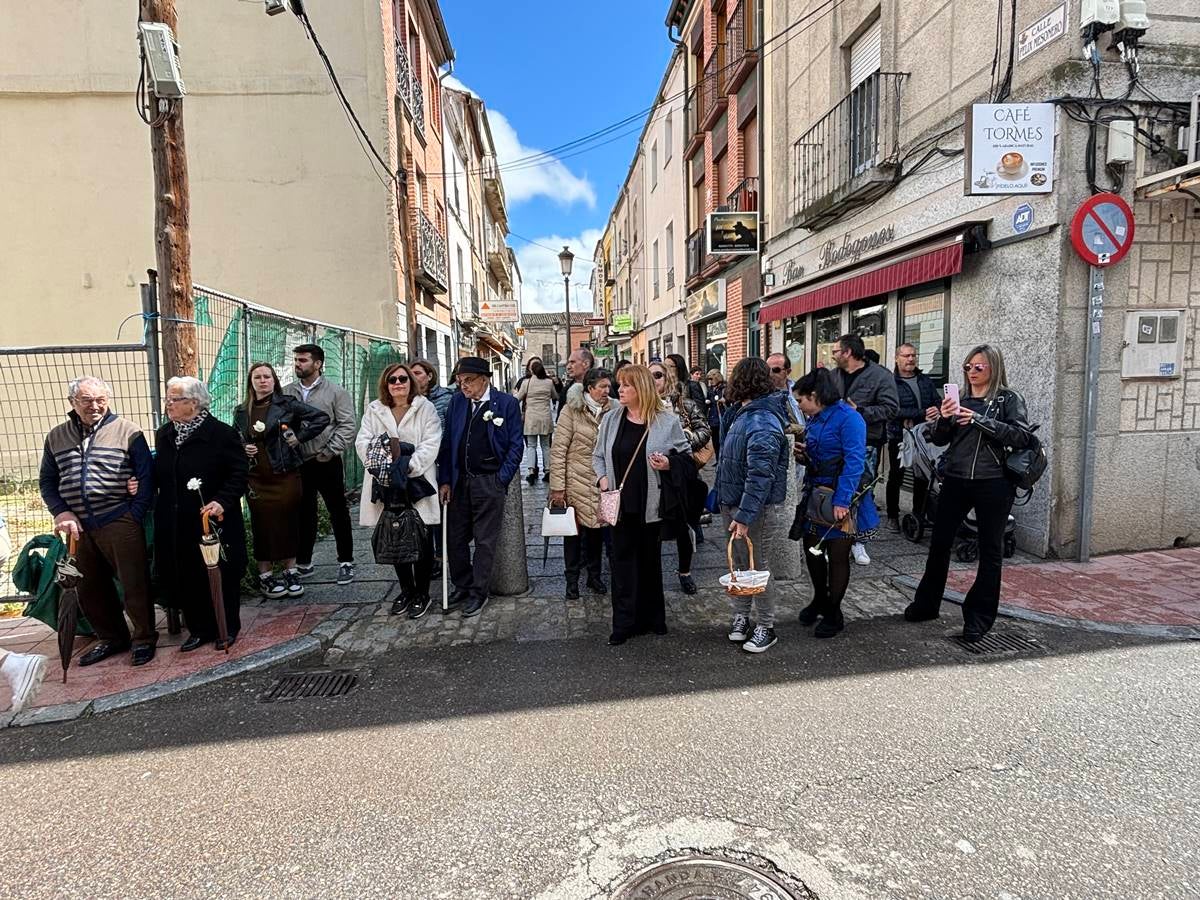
549;368;613;600
516;360;557;484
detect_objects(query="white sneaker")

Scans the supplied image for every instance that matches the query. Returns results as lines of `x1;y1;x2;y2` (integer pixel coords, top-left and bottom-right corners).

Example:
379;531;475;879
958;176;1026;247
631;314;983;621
851;542;871;566
2;652;49;714
728;614;751;642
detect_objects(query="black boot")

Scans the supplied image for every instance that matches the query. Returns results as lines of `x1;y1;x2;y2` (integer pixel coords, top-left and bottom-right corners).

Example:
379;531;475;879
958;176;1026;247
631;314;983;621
797;601;822;626
526;469;538;485
815;606;844;638
565;577;580;600
586;573;607;594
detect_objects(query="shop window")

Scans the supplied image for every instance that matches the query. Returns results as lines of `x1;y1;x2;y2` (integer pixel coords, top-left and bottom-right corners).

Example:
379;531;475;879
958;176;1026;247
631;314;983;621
814;312;842;369
700;318;728;376
783;316;806;375
850;297;887;363
901;284;948;379
746;302;762;360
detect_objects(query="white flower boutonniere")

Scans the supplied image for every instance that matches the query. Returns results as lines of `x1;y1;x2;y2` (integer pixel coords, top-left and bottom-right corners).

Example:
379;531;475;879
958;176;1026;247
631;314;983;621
252;420;266;433
482;410;494;422
492;417;504;427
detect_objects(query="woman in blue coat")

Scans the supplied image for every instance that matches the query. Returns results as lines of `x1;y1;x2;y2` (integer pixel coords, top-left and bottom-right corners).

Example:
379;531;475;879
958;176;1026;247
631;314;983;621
795;368;877;638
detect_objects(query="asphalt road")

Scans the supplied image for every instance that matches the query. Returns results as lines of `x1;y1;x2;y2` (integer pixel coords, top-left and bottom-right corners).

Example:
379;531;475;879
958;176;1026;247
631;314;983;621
1;616;1197;899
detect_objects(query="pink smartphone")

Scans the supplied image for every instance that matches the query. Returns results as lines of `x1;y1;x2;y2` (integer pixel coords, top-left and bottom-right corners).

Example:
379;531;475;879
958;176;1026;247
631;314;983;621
944;383;960;409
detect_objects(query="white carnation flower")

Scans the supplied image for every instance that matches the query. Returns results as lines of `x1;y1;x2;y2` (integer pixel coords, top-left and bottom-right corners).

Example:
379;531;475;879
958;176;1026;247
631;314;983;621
482;410;494;421
253;421;266;433
492;417;504;427
186;478;203;492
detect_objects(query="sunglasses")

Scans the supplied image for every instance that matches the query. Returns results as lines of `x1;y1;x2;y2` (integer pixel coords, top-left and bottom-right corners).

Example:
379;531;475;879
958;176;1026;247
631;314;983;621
770;366;788;374
652;371;665;380
387;374;410;385
962;363;989;373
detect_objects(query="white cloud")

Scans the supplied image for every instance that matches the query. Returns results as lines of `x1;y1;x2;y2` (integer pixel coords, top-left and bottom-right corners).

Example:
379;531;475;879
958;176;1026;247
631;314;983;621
442;75;595;208
515;229;604;315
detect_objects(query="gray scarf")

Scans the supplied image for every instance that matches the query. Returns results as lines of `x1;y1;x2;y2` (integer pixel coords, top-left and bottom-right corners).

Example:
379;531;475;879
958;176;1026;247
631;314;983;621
174;409;209;447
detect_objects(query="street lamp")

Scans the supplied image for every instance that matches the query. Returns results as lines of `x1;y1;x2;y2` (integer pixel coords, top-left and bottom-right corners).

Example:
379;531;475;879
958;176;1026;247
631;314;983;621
559;245;574;368
552;322;562;377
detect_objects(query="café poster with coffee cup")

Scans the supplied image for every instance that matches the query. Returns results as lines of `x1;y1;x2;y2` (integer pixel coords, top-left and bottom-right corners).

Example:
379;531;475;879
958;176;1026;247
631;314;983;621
964;102;1056;195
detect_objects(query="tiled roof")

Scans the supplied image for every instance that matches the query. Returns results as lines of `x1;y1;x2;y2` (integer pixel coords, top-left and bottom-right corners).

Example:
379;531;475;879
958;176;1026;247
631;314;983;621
521;312;594;327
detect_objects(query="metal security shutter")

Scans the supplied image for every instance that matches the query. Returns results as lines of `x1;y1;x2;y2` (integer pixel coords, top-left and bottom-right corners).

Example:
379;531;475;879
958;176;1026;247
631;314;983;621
849;20;882;89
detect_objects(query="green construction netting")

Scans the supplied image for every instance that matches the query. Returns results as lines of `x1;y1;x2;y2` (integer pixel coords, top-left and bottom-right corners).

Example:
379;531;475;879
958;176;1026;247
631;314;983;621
206;307;244;425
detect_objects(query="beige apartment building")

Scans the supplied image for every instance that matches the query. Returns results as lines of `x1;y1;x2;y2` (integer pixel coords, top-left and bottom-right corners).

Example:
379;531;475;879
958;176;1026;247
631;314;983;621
0;0;452;352
759;0;1200;556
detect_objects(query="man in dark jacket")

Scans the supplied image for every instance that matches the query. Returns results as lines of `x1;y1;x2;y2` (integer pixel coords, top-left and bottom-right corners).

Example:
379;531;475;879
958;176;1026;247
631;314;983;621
832;334;898;565
39;376;157;667
556;348;594;418
438;357;525;618
885;343;941;529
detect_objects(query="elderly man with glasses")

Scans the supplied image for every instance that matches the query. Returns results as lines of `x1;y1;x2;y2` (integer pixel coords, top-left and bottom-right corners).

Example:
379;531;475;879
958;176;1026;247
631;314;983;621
38;376;157;667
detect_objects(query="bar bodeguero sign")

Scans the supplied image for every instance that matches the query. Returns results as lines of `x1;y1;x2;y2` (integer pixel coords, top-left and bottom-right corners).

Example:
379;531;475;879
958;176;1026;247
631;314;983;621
817;224;896;270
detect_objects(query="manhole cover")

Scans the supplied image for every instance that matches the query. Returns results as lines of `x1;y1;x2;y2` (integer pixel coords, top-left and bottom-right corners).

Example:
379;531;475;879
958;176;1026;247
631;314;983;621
950;631;1043;656
613;855;806;899
261;670;358;702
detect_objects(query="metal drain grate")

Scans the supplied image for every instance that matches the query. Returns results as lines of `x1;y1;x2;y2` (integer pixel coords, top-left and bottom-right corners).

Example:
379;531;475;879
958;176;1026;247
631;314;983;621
950;631;1043;655
261;670;358;702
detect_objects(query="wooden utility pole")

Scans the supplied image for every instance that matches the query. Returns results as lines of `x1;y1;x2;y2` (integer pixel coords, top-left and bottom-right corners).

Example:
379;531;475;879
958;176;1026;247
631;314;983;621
141;0;196;378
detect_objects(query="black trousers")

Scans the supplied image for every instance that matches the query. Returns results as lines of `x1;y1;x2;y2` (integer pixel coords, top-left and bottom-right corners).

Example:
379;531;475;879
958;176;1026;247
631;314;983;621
675;529;694;574
802;533;852;616
394;529;434;600
564;525;604;583
298;457;354;565
885;438;929;520
912;476;1014;633
446;473;506;603
610;519;664;638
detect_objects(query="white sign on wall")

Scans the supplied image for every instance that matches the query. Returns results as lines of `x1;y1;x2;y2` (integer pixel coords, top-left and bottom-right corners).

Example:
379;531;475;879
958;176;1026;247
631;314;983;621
1017;4;1066;63
965;103;1056;195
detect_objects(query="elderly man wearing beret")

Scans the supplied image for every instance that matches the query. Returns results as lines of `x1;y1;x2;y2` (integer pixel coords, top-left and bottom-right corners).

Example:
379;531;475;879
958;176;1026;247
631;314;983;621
437;357;524;617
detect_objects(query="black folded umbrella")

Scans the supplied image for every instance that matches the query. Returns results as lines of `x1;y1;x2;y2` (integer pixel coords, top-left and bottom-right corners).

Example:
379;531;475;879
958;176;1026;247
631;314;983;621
54;534;83;683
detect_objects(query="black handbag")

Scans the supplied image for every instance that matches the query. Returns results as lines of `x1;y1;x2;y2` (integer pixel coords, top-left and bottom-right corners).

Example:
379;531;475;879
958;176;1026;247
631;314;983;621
1004;426;1047;493
371;507;428;565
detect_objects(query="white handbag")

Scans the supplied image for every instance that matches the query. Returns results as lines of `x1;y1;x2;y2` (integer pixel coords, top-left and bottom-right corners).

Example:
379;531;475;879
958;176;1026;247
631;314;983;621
541;505;578;538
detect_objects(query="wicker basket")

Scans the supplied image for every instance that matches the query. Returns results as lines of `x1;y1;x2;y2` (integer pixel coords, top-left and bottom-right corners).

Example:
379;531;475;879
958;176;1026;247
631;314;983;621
720;534;770;597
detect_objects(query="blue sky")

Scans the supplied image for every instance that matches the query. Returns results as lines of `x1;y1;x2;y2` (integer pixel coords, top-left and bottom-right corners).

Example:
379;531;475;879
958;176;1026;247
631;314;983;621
441;1;674;312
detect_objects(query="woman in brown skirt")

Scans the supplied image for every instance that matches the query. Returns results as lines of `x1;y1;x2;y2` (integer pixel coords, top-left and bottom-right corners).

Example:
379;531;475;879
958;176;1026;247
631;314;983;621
233;362;329;599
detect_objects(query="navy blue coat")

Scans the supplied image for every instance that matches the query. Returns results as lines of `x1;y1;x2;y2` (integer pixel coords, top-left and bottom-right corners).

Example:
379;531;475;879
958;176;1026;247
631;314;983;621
437;389;525;488
715;393;790;526
889;368;940;441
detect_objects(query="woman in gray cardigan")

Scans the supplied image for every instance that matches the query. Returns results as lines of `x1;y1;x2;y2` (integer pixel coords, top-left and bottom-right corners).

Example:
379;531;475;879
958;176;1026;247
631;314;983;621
593;364;691;645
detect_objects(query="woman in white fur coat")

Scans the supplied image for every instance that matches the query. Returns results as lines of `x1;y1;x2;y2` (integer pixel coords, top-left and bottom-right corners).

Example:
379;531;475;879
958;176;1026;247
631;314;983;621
356;363;442;618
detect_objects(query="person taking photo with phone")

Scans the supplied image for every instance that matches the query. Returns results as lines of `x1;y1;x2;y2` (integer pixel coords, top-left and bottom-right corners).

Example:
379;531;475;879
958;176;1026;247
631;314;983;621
904;344;1032;642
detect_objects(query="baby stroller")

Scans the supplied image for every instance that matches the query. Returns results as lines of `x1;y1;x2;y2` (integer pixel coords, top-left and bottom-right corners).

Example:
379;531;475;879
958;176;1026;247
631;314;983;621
899;423;1016;562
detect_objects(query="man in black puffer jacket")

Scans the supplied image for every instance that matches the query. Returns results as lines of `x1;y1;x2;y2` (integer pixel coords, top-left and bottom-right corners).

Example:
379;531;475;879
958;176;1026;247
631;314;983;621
885;343;941;528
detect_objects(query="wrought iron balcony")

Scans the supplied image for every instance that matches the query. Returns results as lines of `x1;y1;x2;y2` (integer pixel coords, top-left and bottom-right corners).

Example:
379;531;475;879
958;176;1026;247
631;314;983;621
793;72;906;231
482;154;506;224
666;266;675;292
726;0;759;93
415;209;448;294
685;225;705;281
684;86;704;158
456;282;480;321
395;39;426;143
727;176;759;212
700;43;728;132
486;224;512;288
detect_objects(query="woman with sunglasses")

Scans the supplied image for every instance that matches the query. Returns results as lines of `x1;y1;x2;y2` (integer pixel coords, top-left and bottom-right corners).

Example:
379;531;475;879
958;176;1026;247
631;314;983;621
904;344;1032;641
356;363;443;618
649;360;710;594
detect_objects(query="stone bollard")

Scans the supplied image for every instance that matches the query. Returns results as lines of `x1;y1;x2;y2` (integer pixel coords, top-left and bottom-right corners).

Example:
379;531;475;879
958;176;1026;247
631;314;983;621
490;478;530;596
764;435;806;583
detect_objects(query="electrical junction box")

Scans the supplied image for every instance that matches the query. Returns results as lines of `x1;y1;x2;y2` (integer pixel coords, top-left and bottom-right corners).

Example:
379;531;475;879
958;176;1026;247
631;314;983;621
1122;309;1186;378
1080;0;1120;27
1117;0;1150;33
265;0;291;15
138;22;186;99
1107;119;1136;164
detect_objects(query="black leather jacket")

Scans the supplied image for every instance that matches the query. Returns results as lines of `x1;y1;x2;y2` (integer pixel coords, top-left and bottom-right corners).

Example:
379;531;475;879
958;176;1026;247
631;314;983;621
233;393;330;475
930;389;1032;481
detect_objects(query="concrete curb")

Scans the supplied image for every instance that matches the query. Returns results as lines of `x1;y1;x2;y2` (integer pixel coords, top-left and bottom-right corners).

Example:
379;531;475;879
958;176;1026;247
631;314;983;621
3;607;360;730
891;575;1200;641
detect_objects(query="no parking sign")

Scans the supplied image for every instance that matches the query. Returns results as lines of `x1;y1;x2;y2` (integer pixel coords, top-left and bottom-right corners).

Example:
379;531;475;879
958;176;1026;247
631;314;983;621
1070;192;1135;267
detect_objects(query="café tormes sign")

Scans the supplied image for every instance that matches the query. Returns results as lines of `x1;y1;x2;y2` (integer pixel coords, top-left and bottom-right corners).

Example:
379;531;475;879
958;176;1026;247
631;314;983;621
965;102;1055;195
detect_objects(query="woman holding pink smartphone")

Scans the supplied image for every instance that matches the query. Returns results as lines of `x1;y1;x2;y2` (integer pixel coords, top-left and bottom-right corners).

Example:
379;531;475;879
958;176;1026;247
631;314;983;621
903;344;1032;641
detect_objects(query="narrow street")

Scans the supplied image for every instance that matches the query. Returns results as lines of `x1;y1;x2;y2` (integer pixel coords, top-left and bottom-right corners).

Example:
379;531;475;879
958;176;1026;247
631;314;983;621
1;484;1197;899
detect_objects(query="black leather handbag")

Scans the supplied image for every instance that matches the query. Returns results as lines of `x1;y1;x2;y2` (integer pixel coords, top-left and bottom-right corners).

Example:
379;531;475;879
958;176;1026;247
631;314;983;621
371;506;427;565
1004;426;1047;493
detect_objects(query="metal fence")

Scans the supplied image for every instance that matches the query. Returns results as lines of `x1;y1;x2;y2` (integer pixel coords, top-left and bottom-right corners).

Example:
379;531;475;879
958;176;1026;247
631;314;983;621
0;280;407;600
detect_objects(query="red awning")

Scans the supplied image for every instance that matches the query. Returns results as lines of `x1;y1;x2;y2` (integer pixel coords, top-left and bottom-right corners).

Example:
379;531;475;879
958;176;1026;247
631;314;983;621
759;237;965;324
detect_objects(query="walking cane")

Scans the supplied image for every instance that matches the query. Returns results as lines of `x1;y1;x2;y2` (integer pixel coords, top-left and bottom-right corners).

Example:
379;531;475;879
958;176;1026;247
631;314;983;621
441;494;449;613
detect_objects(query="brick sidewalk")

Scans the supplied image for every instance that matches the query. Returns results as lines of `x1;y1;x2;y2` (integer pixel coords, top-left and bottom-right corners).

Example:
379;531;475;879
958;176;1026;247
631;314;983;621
947;547;1200;629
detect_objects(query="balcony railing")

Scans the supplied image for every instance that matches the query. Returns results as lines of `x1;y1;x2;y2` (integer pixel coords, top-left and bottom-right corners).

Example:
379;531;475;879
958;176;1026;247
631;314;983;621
700;43;728;131
486;223;511;288
685;225;705;281
395;39;425;142
684;86;704;158
727;176;759;212
415;209;448;293
666;266;675;292
482;154;506;224
793;72;906;231
456;282;480;320
726;0;758;93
